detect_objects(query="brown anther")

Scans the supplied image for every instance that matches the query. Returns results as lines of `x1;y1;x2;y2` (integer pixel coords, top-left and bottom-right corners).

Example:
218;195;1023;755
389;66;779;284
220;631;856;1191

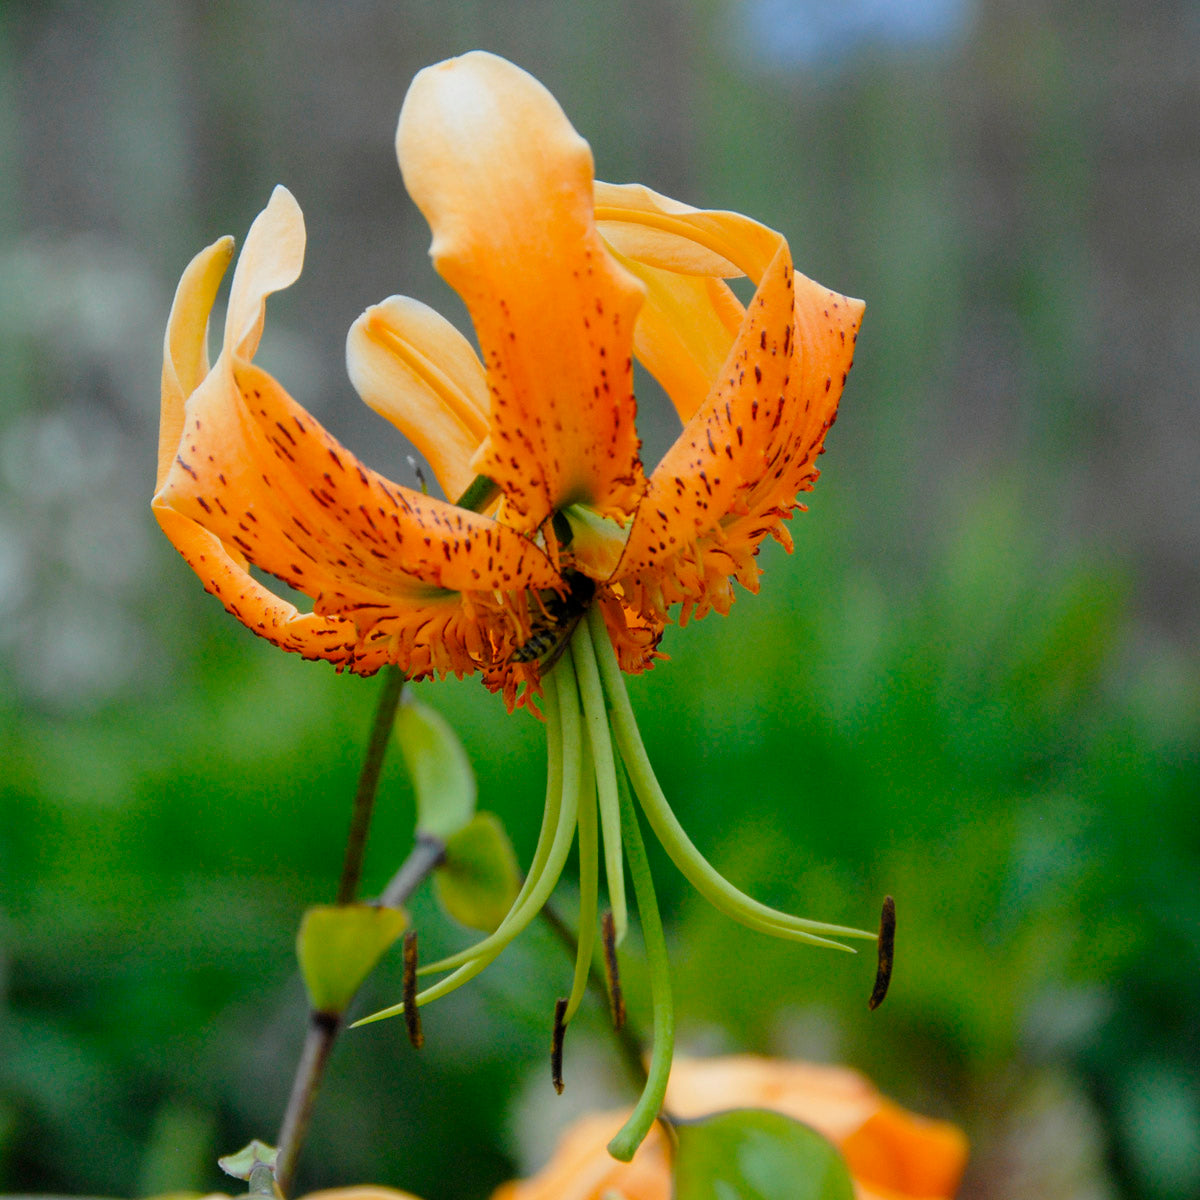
403;930;424;1048
601;909;626;1030
551;997;568;1094
868;895;896;1011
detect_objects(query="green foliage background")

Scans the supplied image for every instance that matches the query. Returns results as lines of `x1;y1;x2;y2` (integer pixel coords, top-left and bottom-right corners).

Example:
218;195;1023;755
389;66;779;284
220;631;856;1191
1;3;1197;1199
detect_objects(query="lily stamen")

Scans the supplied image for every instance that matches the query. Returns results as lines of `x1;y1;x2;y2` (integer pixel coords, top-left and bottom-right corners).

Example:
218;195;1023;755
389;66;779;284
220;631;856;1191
869;895;897;1011
550;997;568;1095
601;909;626;1031
401;931;423;1049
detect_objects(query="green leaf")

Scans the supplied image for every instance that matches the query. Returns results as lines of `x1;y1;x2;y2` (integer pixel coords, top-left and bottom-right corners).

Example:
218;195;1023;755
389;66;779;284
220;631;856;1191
673;1109;856;1200
394;697;476;841
434;812;521;932
217;1138;277;1180
296;904;408;1015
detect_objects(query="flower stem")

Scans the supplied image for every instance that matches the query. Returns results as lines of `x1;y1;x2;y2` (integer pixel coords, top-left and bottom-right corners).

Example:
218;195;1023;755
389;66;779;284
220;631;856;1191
274;666;433;1196
606;763;675;1163
336;665;406;906
274;1013;337;1196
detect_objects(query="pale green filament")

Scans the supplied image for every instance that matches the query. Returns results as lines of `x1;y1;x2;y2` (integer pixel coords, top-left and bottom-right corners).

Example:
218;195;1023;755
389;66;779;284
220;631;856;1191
354;651;584;1026
564;731;599;1023
571;616;628;944
417;672;565;977
585;606;874;951
606;764;674;1162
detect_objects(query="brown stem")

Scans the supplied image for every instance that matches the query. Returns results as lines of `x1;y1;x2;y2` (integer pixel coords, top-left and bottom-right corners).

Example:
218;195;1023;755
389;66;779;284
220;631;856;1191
272;838;444;1195
273;1012;338;1196
273;667;425;1196
336;666;406;906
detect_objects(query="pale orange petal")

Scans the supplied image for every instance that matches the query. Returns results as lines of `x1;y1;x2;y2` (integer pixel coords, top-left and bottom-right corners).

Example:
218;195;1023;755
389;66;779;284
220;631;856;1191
346;295;489;500
612;248;743;424
223;185;306;361
594;180;778;279
158;235;234;490
156;357;559;671
614;204;863;624
155;192;561;684
491;1112;668;1200
842;1103;969;1200
397;52;645;529
152;502;384;672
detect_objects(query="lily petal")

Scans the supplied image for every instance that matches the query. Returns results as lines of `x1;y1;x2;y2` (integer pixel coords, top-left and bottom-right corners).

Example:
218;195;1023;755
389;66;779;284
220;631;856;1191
594;180;779;279
397;51;645;529
224;185;306;361
347;295;489;501
158;235;234;491
614;199;864;623
611;248;744;425
155;195;560;680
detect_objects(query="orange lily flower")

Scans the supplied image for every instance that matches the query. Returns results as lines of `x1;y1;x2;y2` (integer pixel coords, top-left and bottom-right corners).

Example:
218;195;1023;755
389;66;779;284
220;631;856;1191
154;51;861;708
155;51;869;1161
493;1056;969;1200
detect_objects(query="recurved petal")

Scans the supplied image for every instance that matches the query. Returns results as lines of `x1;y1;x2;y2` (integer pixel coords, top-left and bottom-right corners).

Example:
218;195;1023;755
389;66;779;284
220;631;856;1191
619;230;863;625
397;52;645;529
347;295;489;501
594;180;779;280
224;185;306;362
157;359;561;678
158;353;559;606
152;501;378;670
158;235;235;490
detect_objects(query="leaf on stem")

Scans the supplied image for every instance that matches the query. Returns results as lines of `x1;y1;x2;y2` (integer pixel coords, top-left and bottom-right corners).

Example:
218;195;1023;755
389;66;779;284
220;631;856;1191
395;697;477;841
673;1109;856;1200
217;1139;278;1181
296;904;409;1015
434;811;522;932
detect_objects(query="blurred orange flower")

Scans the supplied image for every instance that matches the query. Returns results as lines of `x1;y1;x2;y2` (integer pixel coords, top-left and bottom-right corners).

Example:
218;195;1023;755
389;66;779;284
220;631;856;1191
493;1056;968;1200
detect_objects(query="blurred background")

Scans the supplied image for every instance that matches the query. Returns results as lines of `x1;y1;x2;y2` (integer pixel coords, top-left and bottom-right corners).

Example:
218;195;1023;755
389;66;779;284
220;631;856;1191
1;1;1197;1198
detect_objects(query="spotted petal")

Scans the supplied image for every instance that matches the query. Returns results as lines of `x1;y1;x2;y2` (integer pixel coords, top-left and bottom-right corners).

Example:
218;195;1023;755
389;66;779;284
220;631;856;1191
154;189;560;679
604;186;864;623
397;52;646;530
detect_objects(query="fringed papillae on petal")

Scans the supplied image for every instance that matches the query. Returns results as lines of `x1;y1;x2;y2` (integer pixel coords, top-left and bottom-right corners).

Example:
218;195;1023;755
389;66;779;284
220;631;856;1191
397;52;646;530
600;183;864;625
154;188;560;683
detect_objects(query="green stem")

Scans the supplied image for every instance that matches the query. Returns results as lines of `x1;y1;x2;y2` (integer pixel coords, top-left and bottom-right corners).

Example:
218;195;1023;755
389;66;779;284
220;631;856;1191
607;763;675;1162
573;614;628;943
275;666;411;1194
274;1013;337;1196
454;473;501;512
587;613;871;949
378;834;446;909
336;666;406;905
